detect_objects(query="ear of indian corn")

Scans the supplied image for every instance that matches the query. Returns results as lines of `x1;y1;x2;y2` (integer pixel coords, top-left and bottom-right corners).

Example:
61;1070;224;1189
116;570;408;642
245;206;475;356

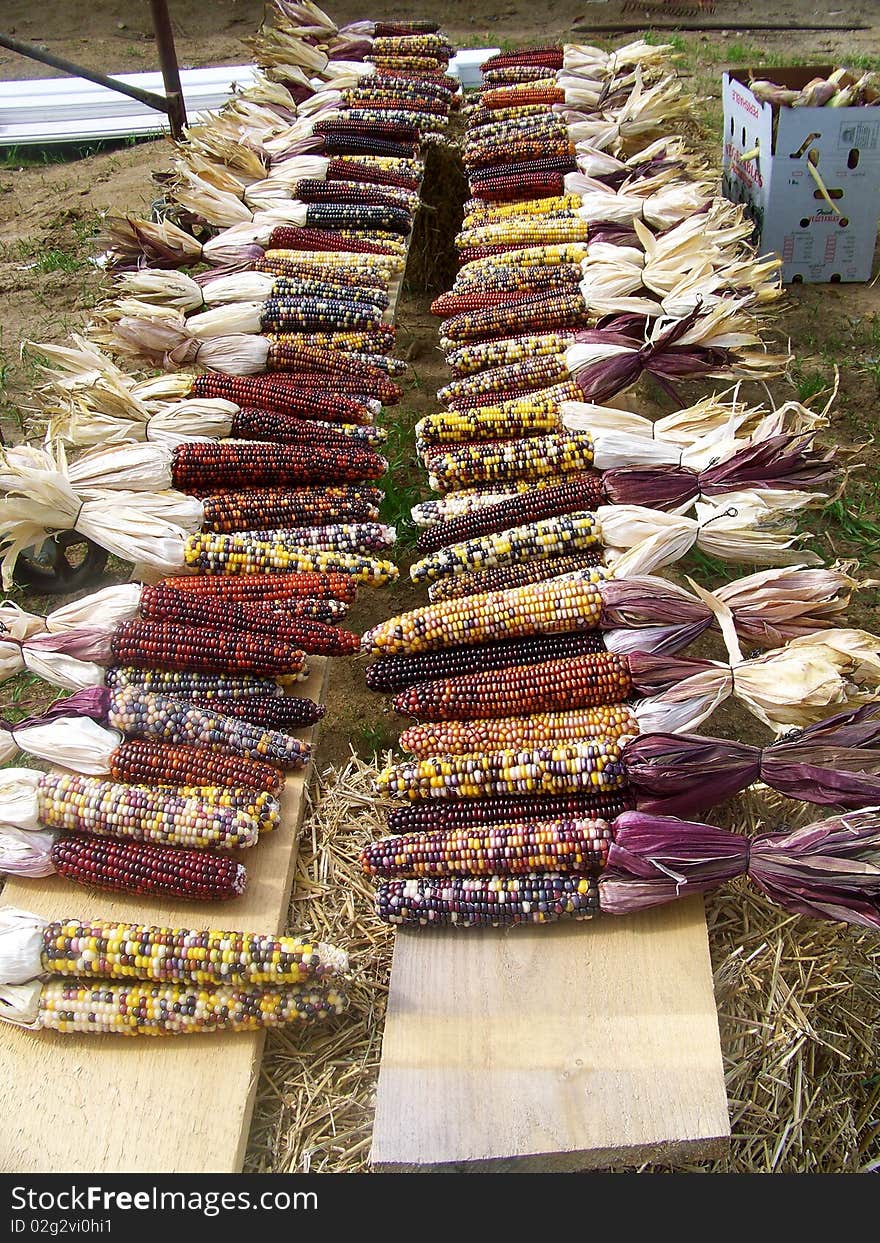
36;772;259;851
376;873;599;927
366;629;607;691
362;572;608;655
158;571;357;603
361;818;614;877
107;689;310;769
393;652;633;721
400;705;639;755
109;740;285;794
38;917;347;986
409;511;603;584
51;836;247;900
375;741;628;801
109;620;311;678
427;551;604;600
182;535;398;584
385;792;631;834
29;977;348;1034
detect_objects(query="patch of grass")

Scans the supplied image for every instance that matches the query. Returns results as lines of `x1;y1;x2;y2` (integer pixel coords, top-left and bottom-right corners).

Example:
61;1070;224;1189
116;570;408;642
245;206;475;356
791;367;832;406
819;495;880;558
31;248;87;274
845;53;880;71
353;720;399;759
379;417;424;547
681;548;734;587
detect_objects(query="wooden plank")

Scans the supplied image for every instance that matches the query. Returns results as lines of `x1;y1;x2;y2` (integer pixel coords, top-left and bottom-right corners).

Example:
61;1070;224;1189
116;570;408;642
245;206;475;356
0;657;328;1175
371;897;730;1170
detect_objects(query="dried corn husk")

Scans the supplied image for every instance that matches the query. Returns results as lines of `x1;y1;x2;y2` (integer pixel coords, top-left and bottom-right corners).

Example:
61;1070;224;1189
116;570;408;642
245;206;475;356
601;492;819;576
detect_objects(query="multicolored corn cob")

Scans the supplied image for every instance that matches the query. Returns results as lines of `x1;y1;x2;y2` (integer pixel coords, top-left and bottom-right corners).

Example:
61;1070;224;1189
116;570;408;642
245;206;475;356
361;818;614;877
199;487;383;534
182;535;398;584
376;874;598;927
37;772;259;851
106;689;310;769
427;552;603;601
375;741;628;801
399;705;638;756
26;977;347;1034
35;916;346;986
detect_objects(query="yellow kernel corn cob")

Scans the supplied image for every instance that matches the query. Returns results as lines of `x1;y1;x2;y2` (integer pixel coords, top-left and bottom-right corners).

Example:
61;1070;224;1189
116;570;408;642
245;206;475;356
362;571;608;655
456;218;591;249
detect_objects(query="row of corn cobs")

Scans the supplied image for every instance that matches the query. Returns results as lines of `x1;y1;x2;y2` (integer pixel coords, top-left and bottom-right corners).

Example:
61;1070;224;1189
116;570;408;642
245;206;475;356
0;1;458;1036
356;40;880;931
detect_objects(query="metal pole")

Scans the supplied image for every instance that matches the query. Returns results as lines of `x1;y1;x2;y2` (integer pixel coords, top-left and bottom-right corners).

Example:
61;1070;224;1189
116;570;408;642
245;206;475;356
149;0;187;141
0;31;174;114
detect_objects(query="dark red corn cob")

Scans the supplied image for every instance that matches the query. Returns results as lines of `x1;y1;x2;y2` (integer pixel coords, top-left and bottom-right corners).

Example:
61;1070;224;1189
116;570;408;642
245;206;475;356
187;373;374;425
472;171;567;202
427;551;604;601
481;86;566;109
51;835;246;900
385;792;631;834
393;652;634;722
415;476;604;554
295;179;416;208
170;443;387;490
465;139;573;171
109;740;285;794
137;586;361;655
326;157;420;189
229;407;383;448
366;630;608;692
109;620;309;678
267;227;400;257
482;46;564;70
183;695;325;729
199;487;383;533
263;344;402;403
159;572;357;603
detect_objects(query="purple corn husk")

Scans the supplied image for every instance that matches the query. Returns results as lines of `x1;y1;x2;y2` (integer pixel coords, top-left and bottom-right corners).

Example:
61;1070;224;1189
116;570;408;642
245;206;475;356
600;807;880;930
622;702;880;816
15;628;115;665
599;576;712;655
601;433;835;510
600;811;750;913
570;310;727;404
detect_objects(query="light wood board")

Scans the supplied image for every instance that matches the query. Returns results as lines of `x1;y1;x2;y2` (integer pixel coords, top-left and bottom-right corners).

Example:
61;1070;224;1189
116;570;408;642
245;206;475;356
371;897;730;1171
0;657;328;1175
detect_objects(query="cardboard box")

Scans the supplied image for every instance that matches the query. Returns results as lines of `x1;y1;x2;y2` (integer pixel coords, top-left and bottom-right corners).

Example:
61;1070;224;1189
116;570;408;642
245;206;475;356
721;67;880;282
